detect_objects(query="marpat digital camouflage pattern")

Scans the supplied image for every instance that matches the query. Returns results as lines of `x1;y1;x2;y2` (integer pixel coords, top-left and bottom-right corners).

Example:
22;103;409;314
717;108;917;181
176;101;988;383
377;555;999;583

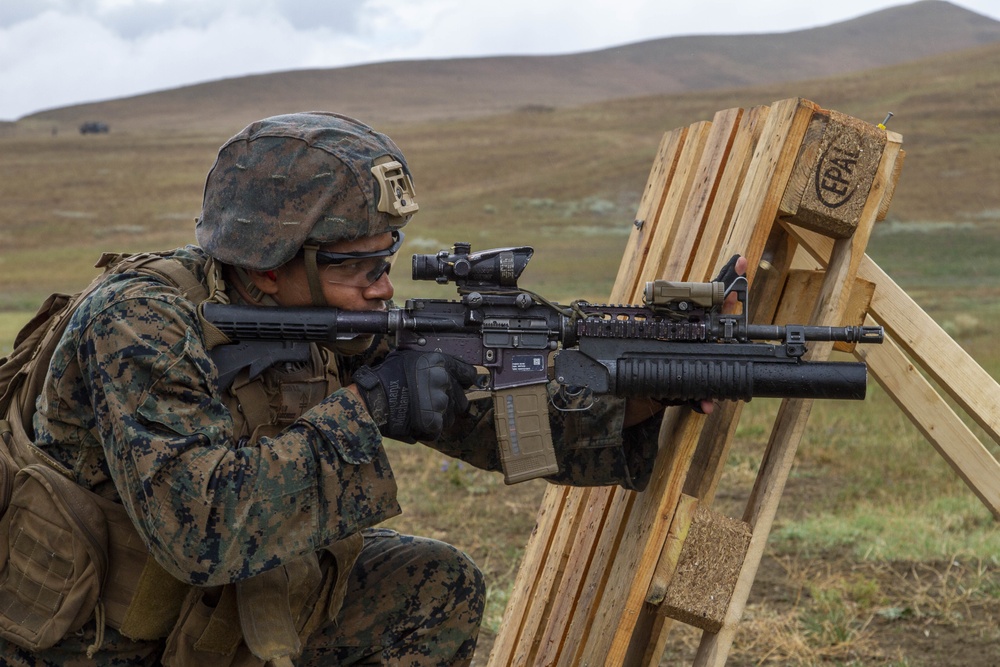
196;112;414;271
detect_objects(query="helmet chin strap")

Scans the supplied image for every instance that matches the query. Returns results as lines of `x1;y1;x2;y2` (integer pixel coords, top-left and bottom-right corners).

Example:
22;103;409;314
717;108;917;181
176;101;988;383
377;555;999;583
302;243;328;307
232;254;376;355
232;266;280;307
301;243;378;354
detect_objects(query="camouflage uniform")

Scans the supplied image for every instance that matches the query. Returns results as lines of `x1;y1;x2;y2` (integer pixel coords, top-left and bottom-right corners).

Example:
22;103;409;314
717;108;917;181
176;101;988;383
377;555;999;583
0;113;660;666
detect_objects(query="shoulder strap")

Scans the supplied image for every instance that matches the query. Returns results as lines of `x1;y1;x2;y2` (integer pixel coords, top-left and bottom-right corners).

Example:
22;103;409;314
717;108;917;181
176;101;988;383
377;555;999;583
1;251;209;469
101;252;210;305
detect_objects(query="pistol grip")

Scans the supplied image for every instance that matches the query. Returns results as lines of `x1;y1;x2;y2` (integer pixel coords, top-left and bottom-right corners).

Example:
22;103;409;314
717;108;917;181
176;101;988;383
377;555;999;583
493;384;559;484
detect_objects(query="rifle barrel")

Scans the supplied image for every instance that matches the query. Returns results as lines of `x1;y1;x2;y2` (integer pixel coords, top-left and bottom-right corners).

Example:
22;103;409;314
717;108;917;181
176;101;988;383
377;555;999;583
744;324;883;343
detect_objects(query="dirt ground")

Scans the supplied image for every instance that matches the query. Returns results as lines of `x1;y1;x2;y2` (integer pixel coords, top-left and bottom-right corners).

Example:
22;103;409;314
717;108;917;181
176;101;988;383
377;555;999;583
473;551;1000;667
699;555;1000;666
467;476;1000;667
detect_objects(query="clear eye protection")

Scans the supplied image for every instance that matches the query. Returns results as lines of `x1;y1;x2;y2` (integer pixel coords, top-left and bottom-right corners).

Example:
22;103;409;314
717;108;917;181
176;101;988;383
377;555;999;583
313;230;404;287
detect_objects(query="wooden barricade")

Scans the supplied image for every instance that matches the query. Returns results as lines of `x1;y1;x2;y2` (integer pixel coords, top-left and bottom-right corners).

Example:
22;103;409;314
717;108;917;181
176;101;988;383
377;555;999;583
486;97;1000;666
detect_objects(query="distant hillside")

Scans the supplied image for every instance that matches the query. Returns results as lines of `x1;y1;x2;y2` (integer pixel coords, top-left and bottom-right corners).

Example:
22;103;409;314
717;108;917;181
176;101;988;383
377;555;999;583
22;0;1000;133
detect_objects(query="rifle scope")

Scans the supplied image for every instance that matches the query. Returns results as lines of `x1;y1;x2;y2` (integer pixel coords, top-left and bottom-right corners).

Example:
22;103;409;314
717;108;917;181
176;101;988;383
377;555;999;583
412;242;534;288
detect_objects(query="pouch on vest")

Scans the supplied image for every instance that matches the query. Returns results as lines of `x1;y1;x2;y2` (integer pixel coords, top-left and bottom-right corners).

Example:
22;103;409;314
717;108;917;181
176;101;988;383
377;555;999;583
0;440;14;517
0;464;109;652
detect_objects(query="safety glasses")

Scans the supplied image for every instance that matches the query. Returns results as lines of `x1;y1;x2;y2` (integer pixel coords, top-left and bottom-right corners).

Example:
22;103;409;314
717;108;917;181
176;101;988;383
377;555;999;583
313;230;404;287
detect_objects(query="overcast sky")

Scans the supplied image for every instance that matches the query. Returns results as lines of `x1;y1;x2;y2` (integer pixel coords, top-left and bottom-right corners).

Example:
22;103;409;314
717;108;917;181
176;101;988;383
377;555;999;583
2;0;998;121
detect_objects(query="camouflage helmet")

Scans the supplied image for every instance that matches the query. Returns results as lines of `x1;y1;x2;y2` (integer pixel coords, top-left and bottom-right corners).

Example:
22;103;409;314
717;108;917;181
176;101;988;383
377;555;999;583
196;112;418;271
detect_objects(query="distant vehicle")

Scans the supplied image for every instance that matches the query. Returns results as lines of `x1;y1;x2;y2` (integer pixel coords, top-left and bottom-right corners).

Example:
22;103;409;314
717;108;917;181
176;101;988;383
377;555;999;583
79;122;109;134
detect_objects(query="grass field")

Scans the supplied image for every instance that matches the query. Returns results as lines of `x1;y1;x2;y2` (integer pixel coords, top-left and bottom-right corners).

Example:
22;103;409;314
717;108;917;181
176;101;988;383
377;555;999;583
2;222;995;666
2;48;999;664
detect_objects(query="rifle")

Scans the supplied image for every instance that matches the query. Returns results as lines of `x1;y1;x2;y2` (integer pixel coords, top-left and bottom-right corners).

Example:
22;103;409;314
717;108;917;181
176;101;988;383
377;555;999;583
203;242;883;484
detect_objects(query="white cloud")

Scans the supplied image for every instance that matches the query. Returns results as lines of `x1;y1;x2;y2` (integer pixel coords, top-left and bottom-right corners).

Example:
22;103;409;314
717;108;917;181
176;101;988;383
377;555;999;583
1;0;999;120
0;6;365;118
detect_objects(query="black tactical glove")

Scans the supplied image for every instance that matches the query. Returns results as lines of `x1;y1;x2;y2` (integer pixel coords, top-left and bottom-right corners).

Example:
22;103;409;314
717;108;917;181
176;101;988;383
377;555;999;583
713;253;745;290
352;350;478;442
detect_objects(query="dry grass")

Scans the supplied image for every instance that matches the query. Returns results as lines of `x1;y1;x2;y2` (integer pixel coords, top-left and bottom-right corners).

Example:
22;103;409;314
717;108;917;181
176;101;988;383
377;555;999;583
659;555;1000;666
2;29;1000;667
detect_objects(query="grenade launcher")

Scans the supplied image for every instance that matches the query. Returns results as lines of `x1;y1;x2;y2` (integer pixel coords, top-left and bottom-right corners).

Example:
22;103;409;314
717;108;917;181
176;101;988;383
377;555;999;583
203;243;883;484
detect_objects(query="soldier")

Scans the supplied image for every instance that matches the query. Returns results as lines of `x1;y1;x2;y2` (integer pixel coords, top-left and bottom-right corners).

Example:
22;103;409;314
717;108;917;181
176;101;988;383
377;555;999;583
0;112;669;666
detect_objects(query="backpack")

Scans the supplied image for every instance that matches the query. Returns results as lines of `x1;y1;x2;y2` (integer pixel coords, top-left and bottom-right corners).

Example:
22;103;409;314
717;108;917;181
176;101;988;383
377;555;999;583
0;252;208;654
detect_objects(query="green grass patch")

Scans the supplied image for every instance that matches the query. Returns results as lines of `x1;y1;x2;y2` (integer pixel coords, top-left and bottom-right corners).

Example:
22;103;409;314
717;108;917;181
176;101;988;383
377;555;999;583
773;496;1000;562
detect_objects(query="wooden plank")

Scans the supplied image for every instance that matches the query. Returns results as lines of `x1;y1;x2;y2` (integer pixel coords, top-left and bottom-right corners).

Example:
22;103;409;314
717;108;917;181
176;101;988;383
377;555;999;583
613;127;690;295
877;148;905;222
533;485;619;665
689;105;771;279
558;487;639;666
721;98;821;285
659;107;743;280
511;489;594;665
486;484;572;665
862;258;1000;446
642;121;715;282
856;326;1000;518
788;225;1000;517
582;410;708;663
646;493;700;605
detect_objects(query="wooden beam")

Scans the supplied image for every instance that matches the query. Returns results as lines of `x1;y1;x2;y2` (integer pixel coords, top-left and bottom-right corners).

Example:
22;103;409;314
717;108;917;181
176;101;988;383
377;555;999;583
857;326;1000;518
783;224;1000;518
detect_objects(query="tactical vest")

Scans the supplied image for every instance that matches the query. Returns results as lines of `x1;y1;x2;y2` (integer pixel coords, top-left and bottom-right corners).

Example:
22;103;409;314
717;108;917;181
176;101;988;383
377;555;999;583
0;252;361;666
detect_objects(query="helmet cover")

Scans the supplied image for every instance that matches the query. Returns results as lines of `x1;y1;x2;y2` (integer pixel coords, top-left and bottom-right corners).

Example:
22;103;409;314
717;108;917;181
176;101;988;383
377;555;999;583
196;112;417;270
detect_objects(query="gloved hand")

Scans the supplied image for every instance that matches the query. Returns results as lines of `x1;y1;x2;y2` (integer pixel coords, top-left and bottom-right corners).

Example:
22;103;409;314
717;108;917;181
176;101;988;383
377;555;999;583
352;350;478;442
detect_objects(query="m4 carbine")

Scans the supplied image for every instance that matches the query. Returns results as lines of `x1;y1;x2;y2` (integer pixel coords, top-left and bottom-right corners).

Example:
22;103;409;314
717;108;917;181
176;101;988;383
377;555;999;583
203;242;883;484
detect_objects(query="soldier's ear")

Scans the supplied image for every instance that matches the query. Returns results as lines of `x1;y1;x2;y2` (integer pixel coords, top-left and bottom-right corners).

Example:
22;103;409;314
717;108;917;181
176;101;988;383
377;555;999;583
246;269;280;295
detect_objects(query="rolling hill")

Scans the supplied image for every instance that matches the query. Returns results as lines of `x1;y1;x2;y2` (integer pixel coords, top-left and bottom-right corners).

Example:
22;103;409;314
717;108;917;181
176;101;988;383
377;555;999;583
15;0;1000;133
1;0;997;309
